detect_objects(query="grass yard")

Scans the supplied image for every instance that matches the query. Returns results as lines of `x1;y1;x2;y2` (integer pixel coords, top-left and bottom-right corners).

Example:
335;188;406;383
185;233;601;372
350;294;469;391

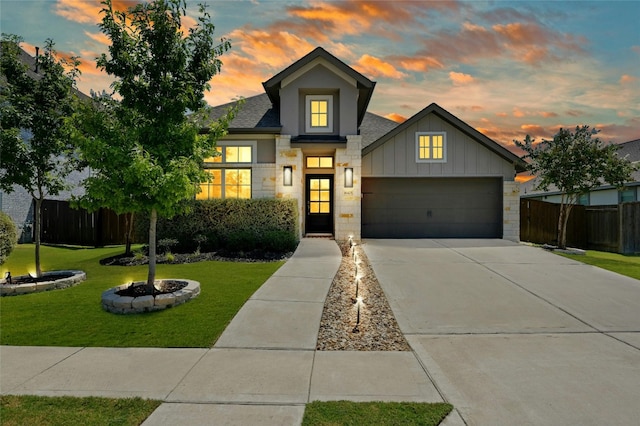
0;244;282;347
556;250;640;280
302;401;453;426
0;395;161;426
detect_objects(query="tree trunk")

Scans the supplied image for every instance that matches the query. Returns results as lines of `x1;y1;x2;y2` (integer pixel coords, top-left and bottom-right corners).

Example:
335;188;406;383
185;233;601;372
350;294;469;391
124;212;134;256
34;196;43;277
557;196;575;250
146;208;157;293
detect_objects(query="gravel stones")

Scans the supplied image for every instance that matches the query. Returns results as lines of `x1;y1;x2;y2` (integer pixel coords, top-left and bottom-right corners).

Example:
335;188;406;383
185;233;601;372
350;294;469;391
316;241;411;351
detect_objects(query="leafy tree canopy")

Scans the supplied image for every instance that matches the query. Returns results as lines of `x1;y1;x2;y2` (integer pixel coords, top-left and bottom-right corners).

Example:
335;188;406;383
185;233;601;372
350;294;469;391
515;125;636;248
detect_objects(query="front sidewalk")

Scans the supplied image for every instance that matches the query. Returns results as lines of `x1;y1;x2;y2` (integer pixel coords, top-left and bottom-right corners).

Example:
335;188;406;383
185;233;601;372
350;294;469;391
1;238;454;426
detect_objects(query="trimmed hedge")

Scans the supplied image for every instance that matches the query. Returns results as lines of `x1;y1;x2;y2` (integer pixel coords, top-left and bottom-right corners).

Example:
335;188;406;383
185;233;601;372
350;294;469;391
135;198;299;254
0;211;17;265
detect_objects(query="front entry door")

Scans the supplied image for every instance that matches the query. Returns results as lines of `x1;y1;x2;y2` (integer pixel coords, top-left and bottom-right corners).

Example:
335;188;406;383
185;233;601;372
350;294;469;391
306;175;333;234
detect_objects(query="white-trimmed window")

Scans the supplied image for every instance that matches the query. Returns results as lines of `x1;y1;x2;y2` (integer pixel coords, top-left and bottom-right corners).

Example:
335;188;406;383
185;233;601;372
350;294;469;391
198;143;254;199
416;132;446;162
306;95;333;133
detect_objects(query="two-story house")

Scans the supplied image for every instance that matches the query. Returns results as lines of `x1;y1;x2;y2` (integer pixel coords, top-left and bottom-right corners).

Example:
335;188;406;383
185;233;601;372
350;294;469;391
205;47;525;241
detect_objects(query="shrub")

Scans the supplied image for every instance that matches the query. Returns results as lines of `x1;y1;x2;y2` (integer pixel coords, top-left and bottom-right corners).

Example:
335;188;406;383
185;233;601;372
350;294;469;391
0;212;17;265
135;198;299;254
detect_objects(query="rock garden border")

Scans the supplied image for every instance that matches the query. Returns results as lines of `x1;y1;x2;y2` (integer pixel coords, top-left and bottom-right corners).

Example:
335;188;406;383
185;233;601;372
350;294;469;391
101;279;200;314
0;270;86;297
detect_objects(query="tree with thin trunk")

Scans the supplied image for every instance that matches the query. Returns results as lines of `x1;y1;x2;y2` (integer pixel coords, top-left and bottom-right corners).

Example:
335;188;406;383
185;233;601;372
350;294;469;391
515;126;636;249
79;0;236;292
0;35;80;277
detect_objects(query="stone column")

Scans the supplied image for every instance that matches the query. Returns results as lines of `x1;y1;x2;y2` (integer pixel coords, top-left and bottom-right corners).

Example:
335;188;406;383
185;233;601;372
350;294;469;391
275;135;304;240
334;135;362;241
503;181;521;242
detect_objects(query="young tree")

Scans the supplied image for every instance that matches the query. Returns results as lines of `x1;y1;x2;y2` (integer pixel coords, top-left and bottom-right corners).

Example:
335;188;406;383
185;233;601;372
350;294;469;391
515;126;636;249
77;0;236;292
0;35;80;276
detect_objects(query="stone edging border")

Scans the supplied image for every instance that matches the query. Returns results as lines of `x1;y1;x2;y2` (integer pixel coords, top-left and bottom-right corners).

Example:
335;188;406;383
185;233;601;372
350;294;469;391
101;279;200;314
0;270;86;297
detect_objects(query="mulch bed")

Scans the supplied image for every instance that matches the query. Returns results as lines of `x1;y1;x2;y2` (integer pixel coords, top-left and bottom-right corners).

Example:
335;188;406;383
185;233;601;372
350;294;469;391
116;280;188;297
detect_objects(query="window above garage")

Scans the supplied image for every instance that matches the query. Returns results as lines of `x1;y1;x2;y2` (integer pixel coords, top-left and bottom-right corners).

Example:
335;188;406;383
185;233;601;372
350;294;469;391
416;132;446;163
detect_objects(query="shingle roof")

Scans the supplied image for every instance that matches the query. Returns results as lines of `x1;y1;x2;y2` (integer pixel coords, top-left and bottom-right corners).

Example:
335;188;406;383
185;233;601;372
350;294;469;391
360;112;399;147
207;93;398;143
207;94;281;131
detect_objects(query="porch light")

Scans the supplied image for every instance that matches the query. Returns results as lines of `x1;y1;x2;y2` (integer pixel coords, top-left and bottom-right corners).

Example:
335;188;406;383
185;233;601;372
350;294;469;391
344;167;353;188
283;166;293;186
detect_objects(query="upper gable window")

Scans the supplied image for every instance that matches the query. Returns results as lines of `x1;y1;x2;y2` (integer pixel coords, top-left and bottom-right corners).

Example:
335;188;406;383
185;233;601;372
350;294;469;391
306;95;333;133
416;132;446;163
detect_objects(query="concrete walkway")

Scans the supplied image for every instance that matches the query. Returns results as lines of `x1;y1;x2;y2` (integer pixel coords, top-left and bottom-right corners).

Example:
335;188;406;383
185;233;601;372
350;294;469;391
0;239;449;425
363;239;640;425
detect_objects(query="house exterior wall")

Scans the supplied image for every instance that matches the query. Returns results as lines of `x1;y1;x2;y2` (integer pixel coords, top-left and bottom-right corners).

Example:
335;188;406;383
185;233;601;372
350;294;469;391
503;181;520;242
590;189;618;206
274;135;304;240
334;135;362;240
279;64;359;137
362;113;515;180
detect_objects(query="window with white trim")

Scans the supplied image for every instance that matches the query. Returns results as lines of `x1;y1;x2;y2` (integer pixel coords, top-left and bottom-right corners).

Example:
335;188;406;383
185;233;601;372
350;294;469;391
198;143;254;199
306;95;333;133
416;132;446;162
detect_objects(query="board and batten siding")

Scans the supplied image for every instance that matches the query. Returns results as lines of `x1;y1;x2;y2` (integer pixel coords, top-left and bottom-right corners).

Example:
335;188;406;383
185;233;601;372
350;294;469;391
362;113;515;180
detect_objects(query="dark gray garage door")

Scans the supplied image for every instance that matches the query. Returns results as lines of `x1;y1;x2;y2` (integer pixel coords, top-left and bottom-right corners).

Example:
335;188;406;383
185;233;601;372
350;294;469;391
362;177;502;238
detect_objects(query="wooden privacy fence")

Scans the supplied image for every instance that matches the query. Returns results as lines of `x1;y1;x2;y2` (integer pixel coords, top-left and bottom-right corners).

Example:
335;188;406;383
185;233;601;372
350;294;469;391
40;199;133;247
520;199;640;254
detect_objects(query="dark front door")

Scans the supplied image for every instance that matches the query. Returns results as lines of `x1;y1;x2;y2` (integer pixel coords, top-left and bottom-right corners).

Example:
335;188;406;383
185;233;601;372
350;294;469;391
305;174;333;234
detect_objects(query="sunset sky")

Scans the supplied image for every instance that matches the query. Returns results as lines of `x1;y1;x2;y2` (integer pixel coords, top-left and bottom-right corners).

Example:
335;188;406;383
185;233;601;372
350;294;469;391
1;0;639;151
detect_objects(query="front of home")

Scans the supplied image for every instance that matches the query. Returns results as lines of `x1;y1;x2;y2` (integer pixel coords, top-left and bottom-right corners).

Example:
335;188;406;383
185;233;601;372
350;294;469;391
205;47;525;241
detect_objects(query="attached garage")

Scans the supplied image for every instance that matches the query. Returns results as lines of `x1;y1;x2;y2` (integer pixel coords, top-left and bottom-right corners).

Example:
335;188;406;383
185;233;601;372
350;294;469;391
361;103;526;241
362;177;502;238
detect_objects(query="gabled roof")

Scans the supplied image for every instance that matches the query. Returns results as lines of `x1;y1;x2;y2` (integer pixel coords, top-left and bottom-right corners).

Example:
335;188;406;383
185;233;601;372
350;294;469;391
363;102;527;173
262;47;376;127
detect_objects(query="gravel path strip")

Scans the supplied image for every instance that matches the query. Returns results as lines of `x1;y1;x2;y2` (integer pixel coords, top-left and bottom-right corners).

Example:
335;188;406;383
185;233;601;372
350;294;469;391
316;241;411;351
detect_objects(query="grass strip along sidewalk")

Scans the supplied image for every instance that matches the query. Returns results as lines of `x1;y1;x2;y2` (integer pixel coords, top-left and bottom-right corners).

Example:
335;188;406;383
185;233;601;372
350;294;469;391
0;244;282;347
1;245;454;425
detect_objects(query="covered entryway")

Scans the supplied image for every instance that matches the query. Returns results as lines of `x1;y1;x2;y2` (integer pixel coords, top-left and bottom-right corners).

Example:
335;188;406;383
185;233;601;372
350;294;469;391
305;175;334;234
362;177;502;238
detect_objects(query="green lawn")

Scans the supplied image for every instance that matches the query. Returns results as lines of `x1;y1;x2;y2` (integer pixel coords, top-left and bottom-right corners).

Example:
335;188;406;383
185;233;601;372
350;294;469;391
302;401;453;426
0;244;282;347
0;395;161;426
557;250;640;280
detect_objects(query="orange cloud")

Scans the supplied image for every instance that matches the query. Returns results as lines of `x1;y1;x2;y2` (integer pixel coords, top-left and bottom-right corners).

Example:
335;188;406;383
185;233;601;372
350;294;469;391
521;124;545;134
203;53;269;106
513;107;526;118
449;71;474;85
540;111;558;118
620;74;638;84
396;56;444;72
353;54;408;79
55;0;138;24
228;28;315;70
385;113;407;123
84;31;111;47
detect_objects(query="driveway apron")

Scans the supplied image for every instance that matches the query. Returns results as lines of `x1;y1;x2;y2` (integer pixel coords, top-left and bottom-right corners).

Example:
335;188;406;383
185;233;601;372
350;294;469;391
363;239;640;425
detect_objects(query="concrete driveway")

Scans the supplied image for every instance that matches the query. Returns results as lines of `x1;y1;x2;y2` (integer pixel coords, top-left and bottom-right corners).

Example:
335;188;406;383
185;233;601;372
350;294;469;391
363;239;640;426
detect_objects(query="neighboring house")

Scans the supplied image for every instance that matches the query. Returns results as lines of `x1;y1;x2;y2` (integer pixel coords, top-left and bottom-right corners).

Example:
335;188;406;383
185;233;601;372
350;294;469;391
206;47;525;241
521;138;640;206
0;46;90;243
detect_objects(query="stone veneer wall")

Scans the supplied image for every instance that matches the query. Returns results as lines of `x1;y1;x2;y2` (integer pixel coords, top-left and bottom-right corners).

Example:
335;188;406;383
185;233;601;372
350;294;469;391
334;135;362;241
251;164;277;199
274;136;304;240
503;181;520;242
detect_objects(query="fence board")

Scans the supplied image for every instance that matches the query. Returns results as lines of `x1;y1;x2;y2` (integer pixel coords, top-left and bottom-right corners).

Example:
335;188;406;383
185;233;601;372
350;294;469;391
40;200;132;246
521;199;640;254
